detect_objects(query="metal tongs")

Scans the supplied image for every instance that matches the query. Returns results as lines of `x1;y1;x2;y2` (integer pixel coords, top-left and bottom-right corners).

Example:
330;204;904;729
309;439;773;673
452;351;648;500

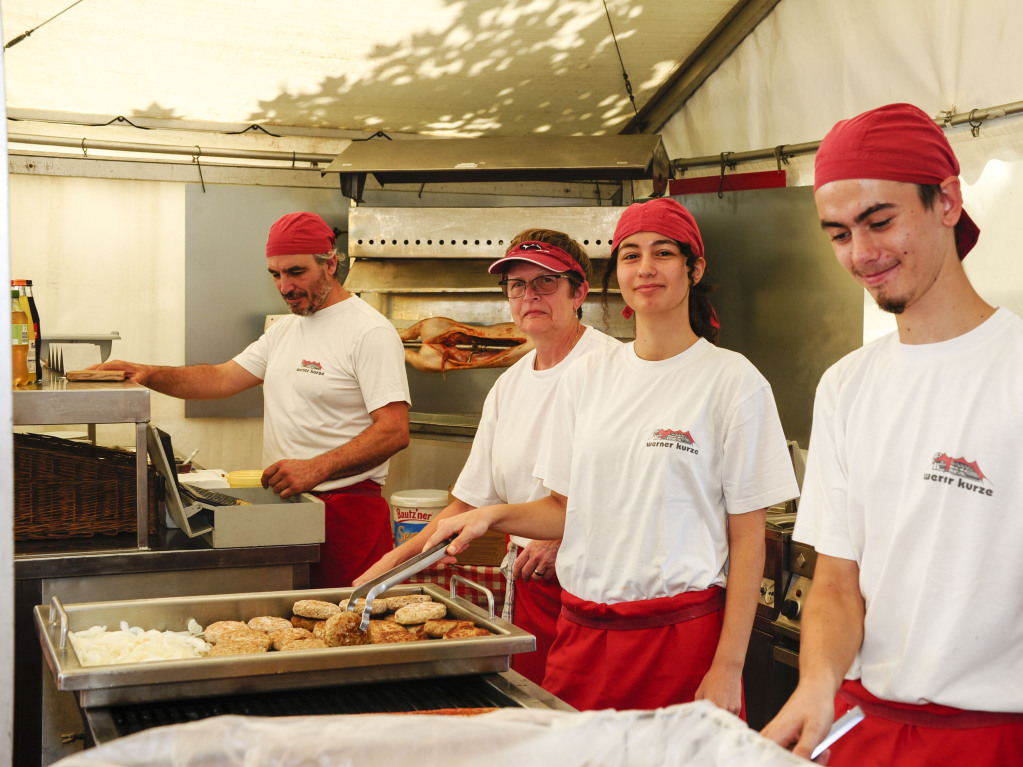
345;536;455;631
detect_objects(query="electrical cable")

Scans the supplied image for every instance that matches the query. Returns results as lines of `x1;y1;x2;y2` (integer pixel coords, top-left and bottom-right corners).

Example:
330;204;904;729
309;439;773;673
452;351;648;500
352;130;393;141
4;0;89;50
7;114;388;147
225;124;282;137
601;0;639;120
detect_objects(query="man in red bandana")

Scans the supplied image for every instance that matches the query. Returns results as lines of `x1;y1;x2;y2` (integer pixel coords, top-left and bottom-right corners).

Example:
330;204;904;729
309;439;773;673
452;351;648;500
96;212;410;586
762;104;1023;764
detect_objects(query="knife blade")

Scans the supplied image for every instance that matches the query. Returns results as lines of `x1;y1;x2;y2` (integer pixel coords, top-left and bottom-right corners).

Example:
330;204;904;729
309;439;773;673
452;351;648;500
811;705;864;760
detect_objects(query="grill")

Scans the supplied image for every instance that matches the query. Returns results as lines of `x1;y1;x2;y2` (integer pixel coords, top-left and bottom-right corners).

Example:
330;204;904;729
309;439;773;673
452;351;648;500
84;673;559;745
37;582;572;746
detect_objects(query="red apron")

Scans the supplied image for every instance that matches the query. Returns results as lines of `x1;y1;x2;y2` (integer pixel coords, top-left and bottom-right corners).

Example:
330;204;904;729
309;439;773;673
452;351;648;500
825;679;1023;767
311;480;393;588
509;572;563;686
542;587;728;711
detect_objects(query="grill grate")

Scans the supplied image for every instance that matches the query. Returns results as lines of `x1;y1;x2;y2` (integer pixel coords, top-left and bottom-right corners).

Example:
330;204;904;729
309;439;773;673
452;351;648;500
107;676;513;736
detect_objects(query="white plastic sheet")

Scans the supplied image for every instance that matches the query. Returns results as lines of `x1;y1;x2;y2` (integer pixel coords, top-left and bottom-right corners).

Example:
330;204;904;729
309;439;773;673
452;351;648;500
662;0;1023;166
55;701;805;767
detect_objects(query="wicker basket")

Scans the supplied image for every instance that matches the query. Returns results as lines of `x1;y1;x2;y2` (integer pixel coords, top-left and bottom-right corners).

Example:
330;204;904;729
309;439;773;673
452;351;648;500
14;432;158;540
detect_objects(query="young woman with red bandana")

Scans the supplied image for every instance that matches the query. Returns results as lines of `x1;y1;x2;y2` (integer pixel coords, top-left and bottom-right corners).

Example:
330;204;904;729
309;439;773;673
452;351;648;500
427;198;798;713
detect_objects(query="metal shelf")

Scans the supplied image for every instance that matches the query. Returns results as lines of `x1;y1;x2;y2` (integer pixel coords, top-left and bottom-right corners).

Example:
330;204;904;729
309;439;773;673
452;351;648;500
13;373;151;549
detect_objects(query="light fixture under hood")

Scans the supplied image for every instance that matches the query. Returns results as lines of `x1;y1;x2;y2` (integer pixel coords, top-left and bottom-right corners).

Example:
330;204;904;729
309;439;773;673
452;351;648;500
323;134;671;201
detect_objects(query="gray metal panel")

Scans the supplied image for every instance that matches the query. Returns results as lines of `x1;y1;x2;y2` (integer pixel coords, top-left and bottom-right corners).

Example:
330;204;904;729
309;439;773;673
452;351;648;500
675;187;862;446
183;184;350;418
406;365;505;420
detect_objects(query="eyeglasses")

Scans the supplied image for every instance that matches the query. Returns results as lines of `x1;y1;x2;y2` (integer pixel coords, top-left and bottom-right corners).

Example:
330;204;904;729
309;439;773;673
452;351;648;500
498;274;569;299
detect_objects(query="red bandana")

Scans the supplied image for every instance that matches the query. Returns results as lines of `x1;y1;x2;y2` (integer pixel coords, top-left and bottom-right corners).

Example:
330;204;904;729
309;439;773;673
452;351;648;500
611;198;705;259
814;103;979;259
266;212;336;257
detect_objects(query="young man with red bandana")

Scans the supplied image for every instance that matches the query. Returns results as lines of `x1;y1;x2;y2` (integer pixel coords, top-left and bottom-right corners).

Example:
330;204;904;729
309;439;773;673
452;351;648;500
96;212;410;587
762;104;1023;764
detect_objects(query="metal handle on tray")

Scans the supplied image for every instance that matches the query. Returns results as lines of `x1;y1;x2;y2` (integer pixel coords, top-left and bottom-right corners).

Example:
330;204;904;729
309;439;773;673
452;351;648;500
49;596;69;650
449;574;495;620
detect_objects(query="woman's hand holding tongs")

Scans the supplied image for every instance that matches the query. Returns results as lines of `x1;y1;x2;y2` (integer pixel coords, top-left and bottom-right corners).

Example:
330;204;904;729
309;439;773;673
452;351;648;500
424;506;500;561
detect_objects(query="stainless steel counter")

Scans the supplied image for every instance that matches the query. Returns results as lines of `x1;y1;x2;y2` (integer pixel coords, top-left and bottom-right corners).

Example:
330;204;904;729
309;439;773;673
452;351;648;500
12;376;150;424
15;529;319;579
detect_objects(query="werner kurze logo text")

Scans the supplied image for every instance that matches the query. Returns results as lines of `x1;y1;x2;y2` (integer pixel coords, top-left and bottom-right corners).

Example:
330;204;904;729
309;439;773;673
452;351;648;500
923;452;993;497
646;428;699;454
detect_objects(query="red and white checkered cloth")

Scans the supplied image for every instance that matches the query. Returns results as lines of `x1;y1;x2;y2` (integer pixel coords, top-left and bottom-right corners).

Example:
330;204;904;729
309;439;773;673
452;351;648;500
407;563;507;617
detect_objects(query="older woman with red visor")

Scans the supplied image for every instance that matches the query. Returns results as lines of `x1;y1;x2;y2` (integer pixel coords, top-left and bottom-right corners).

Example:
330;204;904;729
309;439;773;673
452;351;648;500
356;229;618;686
426;199;798;713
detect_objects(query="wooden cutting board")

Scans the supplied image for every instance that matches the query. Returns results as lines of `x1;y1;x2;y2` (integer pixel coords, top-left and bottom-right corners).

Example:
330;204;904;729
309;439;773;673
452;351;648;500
65;369;127;382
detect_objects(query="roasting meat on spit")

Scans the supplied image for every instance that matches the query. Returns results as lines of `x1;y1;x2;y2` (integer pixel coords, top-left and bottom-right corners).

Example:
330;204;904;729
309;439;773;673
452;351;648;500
400;317;534;373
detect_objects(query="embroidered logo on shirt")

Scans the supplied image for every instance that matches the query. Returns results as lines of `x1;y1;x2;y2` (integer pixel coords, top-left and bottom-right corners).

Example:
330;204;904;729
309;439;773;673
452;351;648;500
646;428;699;454
297;359;325;376
923;452;993;497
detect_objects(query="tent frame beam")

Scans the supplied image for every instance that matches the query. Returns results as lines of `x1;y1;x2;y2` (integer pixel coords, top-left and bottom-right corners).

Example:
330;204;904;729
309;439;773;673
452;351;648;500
670;100;1023;174
621;0;783;135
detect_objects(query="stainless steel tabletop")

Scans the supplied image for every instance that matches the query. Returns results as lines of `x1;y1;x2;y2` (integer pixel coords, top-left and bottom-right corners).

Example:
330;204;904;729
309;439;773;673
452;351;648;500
12;374;150;425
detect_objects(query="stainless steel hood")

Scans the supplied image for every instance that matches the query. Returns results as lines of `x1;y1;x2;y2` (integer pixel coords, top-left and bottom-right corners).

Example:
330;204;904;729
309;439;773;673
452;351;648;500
323;135;671;200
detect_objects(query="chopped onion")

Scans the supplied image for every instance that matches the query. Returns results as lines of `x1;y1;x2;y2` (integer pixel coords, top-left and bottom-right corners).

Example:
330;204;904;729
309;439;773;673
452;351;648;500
70;620;212;666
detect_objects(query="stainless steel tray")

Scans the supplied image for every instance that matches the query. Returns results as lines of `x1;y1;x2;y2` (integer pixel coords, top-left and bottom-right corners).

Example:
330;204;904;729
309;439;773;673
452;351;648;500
35;579;534;707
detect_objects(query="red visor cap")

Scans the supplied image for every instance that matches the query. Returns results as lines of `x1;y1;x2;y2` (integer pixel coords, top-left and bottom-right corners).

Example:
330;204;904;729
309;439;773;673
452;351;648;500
266;212;337;257
610;197;705;259
488;241;588;282
814;102;979;259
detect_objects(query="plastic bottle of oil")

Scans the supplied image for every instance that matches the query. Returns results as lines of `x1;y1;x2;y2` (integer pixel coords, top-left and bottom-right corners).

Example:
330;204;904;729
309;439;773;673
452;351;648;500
12;279;36;384
11;288;30;386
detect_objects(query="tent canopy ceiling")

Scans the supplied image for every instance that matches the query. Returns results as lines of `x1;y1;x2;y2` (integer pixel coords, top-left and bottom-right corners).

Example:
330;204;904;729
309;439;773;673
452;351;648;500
1;0;774;138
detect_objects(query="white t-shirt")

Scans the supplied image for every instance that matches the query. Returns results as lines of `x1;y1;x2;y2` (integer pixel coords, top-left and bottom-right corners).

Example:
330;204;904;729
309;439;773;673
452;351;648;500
233;296;410;490
452;326;620;548
794;308;1023;711
537;339;798;605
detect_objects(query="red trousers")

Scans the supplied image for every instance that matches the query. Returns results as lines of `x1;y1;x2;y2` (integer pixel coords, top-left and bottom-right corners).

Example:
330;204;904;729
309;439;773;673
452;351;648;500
310;481;392;588
826;680;1023;767
543;587;730;712
510;572;563;686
